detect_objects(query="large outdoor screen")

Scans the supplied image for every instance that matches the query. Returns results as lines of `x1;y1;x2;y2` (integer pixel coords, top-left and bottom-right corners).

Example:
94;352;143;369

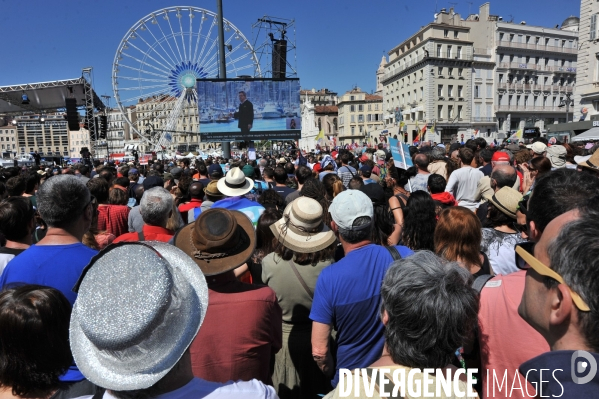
197;78;301;142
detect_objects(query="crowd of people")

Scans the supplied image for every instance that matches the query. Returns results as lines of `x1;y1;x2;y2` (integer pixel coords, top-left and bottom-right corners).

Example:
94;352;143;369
0;136;597;398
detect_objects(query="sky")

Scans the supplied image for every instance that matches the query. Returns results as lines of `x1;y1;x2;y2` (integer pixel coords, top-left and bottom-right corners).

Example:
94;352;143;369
0;0;580;103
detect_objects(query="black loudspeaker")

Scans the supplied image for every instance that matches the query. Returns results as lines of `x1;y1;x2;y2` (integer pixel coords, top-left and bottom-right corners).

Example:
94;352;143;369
65;98;80;131
272;39;287;79
99;115;107;139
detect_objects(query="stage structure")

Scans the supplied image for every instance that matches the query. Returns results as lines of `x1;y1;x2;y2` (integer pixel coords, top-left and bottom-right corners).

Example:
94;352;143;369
112;6;260;152
251;16;298;79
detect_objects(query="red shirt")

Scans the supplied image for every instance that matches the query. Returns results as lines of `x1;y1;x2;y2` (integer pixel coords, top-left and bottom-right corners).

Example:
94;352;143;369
190;272;282;385
178;199;203;224
113;225;174;243
97;205;130;238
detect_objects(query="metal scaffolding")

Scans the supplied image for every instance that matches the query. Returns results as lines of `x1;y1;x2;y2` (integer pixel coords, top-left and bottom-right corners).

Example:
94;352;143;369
251;16;297;78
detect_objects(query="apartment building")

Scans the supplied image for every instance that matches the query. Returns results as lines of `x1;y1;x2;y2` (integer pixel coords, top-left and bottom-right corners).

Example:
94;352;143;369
300;88;338;106
14;114;69;157
382;8;474;143
0;124;17;158
465;3;578;138
574;0;599;121
337;88;383;145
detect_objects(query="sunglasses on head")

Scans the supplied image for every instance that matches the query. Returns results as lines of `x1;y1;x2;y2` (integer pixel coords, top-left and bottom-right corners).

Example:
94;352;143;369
515;242;590;312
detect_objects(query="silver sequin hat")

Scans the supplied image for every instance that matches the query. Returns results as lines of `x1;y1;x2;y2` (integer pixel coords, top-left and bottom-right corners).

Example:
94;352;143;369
70;241;208;391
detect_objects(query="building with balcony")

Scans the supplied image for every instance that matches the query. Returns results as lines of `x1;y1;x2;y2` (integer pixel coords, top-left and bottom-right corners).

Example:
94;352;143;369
574;0;599;122
300;88;338;106
382;8;474;143
69;126;91;159
465;3;578;139
14;114;69;158
0;124;17;158
337;88;383;145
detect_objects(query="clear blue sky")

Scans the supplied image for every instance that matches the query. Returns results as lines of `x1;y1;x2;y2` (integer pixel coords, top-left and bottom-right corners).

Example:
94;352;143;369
0;0;579;102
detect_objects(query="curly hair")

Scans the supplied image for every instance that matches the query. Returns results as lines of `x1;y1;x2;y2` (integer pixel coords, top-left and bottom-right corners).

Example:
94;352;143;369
257;189;285;211
371;203;395;246
0;285;72;397
401;191;437;251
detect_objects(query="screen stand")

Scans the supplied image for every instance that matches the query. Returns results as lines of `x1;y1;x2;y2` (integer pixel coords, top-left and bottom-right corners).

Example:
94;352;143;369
222;141;231;160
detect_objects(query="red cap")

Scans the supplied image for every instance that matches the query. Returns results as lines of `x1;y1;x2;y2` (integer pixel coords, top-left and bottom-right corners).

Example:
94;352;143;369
313;163;322;173
492;151;510;162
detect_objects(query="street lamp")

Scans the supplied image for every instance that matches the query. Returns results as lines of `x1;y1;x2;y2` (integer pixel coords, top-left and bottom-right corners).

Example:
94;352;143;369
558;93;574;123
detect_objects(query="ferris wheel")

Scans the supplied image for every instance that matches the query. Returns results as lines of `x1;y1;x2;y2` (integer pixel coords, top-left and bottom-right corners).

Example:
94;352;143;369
112;6;259;150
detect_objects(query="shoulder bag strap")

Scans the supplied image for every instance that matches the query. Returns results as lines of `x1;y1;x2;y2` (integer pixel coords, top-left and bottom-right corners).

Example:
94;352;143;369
288;259;313;299
91;388;106;399
137;230;145;241
472;274;494;294
385;245;402;261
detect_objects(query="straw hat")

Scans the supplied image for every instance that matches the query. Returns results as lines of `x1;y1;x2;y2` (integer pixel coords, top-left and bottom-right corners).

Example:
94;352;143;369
174;208;256;276
270;197;336;253
577;150;599;172
487;186;523;219
70;242;208;391
216;167;253;197
204;180;224;198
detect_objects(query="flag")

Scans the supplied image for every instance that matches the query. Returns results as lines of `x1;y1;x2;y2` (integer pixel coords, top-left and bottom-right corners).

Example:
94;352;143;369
315;130;325;142
473;129;479;137
509;129;523;141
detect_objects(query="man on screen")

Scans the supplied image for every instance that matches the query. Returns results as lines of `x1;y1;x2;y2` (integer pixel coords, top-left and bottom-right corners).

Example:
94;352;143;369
234;91;254;135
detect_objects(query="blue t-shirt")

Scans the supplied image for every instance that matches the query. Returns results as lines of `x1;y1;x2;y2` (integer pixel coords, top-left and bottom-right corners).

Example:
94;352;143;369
212;196;265;227
309;244;413;387
0;242;98;382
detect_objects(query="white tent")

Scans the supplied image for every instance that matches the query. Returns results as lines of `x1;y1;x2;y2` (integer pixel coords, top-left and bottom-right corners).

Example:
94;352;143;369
185;152;195;158
572;127;599;142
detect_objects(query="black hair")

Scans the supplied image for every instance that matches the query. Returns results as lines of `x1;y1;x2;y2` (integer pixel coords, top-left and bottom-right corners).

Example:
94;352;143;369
0;285;73;397
295;166;312;185
528;169;599;233
6;177;26;197
273;167;287;185
257;189;285;211
0;197;34;241
428;174;447;194
401;191;437;251
87;178;109;204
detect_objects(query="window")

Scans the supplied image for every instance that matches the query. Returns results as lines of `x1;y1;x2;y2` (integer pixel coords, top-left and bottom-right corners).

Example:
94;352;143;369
350;105;355;112
476;68;481;78
454;30;458;38
438;67;443;75
437;44;442;57
499;73;504;83
350;95;355;101
448;105;454;118
420;87;424;100
486;85;492;98
358;114;364;122
438;85;443;97
458;86;463;97
457;46;462;59
486;104;492;117
368;104;372;111
499;33;504;41
448;85;454;97
438;105;443;119
509;34;514;42
351;126;355;135
458;105;463;119
447;45;452;58
358;104;364;111
526;35;531;43
444;29;448;37
350;115;355;123
458;68;463;77
487;69;493;79
475;85;480;98
448;67;453;76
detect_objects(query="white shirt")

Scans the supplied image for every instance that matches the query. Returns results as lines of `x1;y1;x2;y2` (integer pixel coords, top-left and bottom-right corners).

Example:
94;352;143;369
445;166;484;211
77;377;278;399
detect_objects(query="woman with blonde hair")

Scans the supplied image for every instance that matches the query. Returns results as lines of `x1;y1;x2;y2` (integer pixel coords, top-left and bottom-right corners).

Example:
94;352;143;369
434;206;491;277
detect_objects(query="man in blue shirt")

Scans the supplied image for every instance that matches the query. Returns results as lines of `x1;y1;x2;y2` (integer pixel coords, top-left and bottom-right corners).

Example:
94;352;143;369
310;190;413;387
0;174;97;383
213;167;264;227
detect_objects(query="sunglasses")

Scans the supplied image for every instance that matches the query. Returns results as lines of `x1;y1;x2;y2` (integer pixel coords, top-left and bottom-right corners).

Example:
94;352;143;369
514;223;528;234
515;242;590;312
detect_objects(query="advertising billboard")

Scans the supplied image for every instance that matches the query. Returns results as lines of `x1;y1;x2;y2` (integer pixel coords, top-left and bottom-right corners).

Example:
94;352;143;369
197;78;301;142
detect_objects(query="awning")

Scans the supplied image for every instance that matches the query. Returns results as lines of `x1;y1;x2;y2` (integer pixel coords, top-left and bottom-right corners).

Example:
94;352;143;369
572;127;599;142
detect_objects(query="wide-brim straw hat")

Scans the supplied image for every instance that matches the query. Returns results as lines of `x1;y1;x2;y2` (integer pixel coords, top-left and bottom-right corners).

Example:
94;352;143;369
487;186;522;219
270;197;336;253
174;208;256;276
70;242;208;391
216;167;253;197
577;151;599;171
